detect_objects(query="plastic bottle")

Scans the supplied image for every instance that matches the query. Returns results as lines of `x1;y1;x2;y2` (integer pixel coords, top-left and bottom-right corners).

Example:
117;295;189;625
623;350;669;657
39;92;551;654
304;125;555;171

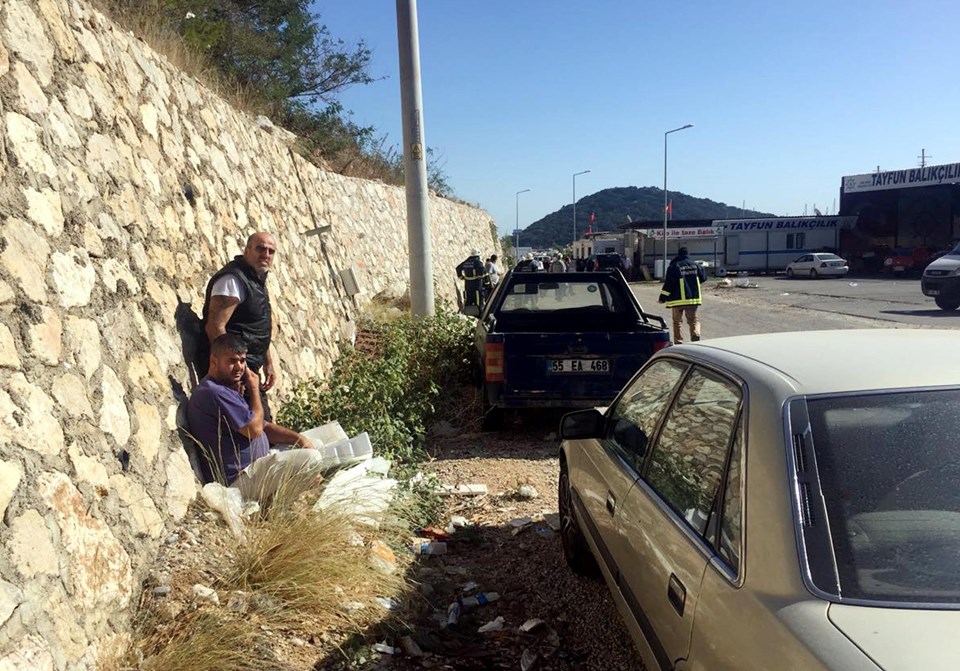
459;592;499;607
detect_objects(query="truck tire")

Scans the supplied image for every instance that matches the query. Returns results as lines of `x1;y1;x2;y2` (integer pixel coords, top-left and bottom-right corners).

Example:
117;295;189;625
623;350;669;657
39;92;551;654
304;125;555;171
559;461;599;577
935;295;960;311
481;384;504;431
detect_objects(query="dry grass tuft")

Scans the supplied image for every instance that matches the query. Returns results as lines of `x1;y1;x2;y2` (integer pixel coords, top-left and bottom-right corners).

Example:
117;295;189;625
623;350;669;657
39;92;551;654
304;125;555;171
228;501;410;628
136;611;262;671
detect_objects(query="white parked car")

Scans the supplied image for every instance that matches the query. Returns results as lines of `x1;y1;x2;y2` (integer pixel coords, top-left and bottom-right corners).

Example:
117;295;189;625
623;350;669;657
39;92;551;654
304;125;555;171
785;252;848;278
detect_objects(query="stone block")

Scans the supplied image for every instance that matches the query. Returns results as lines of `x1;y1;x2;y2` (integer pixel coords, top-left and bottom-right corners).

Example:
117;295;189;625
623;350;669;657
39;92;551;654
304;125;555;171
3;1;54;86
27;306;62;366
36;0;80;62
85;133;122;178
0;324;21;369
0;40;8;77
11;61;47;117
53;374;94;419
63;84;93;120
67;442;108;488
99;366;130;446
46;98;82;151
5;112;56;179
0;281;14;305
63;317;101;380
24;187;64;238
164;448;196;519
8;509;58;578
132;400;162;465
0;580;23;628
7;373;64;456
100;258;141;295
109;474;163;538
37;472;133;610
127;352;165;394
0;217;50;303
50;249;96;308
0;459;23;518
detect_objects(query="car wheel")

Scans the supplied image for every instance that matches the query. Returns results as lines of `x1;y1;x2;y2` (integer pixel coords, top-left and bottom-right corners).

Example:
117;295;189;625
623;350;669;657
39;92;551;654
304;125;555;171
786;267;794;278
481;383;504;431
810;268;818;279
935;295;960;311
559;461;599;576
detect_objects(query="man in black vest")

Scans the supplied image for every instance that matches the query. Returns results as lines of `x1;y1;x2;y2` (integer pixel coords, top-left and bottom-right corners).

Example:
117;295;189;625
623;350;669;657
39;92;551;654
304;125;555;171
198;231;278;419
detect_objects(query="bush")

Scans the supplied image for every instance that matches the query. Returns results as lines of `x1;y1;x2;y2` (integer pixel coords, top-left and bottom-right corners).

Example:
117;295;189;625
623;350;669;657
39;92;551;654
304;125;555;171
277;309;474;465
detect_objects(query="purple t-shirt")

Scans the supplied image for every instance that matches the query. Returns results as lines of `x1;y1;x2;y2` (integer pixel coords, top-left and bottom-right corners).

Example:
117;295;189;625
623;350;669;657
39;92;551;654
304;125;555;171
186;376;269;484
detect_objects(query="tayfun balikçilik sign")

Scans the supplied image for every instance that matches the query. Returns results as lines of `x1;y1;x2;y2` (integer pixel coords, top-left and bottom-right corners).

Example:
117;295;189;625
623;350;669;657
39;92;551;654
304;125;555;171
843;162;960;194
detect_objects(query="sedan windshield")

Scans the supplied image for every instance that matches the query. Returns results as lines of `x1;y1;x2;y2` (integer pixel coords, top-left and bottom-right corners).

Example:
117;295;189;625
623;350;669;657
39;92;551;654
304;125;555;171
805;389;960;604
814;253;841;260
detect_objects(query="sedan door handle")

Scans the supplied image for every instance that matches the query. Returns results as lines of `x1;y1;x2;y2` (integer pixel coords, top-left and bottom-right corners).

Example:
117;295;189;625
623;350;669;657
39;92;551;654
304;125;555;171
667;574;686;616
605;493;616;516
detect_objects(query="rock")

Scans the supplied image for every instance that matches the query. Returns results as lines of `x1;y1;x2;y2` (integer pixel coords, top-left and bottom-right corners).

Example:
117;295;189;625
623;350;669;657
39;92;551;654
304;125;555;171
431;420;458;437
164;448;197;519
192;584;220;606
163;534;180;545
7;373;64;455
8;509;58;577
50;249;96;308
0;325;20;369
53;375;94;419
5;113;56;179
99;366;131;446
67;442;109;488
0;460;23;517
0;580;23;627
152;585;170;597
27;307;62;365
0;634;54;671
1;216;50;302
3;2;54;85
518;484;539;500
63;317;101;380
11;61;47;117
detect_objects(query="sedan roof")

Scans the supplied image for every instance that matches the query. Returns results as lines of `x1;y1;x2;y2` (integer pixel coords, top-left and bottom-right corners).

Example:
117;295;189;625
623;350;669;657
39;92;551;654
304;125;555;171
681;329;960;395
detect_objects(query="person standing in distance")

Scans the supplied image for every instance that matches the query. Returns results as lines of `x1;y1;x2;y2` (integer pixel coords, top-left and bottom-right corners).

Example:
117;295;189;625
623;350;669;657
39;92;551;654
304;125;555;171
658;246;706;344
456;249;488;311
199;231;279;419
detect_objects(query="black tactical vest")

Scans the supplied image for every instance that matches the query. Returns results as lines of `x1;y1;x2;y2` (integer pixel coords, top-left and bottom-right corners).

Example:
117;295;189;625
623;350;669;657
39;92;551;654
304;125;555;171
201;257;272;371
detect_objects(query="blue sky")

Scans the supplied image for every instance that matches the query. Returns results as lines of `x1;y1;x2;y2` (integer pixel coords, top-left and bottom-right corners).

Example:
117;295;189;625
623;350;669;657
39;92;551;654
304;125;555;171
313;1;960;237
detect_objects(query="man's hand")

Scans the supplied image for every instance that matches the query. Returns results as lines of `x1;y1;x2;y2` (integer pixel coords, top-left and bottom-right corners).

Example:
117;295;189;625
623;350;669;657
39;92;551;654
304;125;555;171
261;360;278;391
658;296;666;304
242;366;260;395
294;434;314;449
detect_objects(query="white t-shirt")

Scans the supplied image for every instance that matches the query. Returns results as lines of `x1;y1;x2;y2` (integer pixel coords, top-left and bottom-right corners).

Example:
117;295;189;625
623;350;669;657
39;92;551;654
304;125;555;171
211;274;246;301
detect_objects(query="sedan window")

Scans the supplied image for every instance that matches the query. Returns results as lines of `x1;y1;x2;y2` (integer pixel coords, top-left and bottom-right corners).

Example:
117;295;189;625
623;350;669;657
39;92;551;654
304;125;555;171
645;368;742;535
606;359;687;472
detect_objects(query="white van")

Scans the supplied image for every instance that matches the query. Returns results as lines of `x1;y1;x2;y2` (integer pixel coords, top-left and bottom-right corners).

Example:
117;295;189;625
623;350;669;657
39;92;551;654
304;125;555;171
921;243;960;310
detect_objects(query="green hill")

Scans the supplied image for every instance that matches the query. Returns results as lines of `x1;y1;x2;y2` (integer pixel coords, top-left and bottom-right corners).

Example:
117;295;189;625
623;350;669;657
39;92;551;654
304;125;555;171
520;186;777;248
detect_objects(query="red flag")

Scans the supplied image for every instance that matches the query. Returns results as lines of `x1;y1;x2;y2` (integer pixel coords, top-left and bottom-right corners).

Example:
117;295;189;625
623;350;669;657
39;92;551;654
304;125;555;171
665;201;672;216
589;212;596;223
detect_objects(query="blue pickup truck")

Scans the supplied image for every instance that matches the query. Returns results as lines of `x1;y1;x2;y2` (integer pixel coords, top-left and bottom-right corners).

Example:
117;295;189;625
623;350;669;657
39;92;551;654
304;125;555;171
475;269;670;429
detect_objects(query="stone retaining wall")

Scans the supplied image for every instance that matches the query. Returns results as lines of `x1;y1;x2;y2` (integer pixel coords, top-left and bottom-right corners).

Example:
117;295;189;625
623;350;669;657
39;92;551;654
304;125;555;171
0;1;497;667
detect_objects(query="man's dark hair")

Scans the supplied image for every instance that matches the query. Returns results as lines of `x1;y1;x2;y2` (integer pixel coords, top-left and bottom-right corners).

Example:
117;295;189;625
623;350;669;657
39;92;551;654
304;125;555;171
491;254;498;261
678;246;689;256
211;333;248;356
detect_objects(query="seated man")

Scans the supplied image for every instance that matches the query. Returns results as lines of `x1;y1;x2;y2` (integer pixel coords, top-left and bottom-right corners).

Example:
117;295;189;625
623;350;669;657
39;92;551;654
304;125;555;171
187;333;320;504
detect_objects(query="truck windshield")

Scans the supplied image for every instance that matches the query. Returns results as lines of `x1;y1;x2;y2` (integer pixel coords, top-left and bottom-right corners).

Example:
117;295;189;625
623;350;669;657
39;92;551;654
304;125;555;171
499;279;626;314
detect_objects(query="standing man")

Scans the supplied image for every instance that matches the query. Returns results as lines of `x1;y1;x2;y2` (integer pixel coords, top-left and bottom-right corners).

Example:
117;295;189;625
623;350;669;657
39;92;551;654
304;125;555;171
622;252;633;280
658;246;706;344
199;231;279;418
187;333;320;504
456;249;487;311
484;254;502;288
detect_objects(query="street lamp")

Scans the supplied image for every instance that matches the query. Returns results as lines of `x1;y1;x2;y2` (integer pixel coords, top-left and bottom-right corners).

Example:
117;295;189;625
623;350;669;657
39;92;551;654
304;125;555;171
515;188;530;259
663;124;693;277
572;170;591;245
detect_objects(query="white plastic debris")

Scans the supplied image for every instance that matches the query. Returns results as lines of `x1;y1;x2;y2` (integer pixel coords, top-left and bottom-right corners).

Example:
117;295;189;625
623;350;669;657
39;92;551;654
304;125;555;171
440;483;489;496
301;421;349;447
461;581;479;593
478;616;505;633
372;642;396;655
200;482;246;538
297;427;373;471
313;457;397;527
519;618;546;633
192;584;220;606
412;540;447;555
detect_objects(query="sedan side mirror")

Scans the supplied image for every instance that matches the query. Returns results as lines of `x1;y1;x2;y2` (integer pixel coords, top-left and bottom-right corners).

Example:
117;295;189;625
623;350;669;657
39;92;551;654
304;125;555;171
560;408;605;440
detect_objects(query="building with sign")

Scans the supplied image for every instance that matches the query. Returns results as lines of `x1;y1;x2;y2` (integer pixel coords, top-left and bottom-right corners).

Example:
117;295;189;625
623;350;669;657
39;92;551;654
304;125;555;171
840;161;960;270
627;216;855;275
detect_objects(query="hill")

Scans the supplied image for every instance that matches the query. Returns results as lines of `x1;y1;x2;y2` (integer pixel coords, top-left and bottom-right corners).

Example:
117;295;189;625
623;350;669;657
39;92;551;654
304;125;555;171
520;186;777;248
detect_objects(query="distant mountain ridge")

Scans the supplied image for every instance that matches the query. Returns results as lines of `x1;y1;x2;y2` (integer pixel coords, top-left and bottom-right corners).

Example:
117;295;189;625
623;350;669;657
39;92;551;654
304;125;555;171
520;186;777;248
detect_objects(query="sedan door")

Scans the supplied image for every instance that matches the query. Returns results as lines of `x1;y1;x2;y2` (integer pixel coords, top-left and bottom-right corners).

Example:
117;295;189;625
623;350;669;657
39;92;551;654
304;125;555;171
791;254;813;272
616;366;743;669
574;359;688;584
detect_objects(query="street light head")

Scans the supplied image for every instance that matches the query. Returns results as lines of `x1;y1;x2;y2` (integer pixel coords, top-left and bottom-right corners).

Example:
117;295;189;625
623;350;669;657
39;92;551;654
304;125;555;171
682;123;694;129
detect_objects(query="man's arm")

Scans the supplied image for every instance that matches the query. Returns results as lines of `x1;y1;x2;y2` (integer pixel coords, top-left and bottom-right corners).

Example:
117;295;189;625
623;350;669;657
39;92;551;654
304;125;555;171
236;367;265;439
205;294;241;342
263;423;313;449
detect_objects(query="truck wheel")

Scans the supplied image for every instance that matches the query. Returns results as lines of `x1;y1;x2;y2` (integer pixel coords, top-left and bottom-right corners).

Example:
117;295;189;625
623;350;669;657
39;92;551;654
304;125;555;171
935;295;960;311
481;384;504;431
559;461;599;577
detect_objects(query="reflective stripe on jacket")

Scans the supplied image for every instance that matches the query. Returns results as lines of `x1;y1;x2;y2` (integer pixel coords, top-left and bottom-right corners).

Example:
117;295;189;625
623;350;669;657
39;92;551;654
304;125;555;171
660;256;705;307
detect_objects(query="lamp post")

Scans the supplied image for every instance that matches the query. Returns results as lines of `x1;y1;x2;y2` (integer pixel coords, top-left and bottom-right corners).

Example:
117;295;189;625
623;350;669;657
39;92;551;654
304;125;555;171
572;170;591;245
515;188;530;260
663;124;693;277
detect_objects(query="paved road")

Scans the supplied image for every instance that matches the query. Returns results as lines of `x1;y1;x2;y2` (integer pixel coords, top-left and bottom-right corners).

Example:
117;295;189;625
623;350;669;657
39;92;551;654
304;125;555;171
630;275;960;339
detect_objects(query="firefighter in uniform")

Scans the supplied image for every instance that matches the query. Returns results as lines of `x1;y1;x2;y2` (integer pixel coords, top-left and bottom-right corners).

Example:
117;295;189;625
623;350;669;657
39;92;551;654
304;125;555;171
658;246;706;344
456;249;488;312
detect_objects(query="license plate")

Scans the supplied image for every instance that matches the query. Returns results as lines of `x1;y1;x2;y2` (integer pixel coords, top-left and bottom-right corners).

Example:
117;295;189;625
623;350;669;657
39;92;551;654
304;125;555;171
894;265;905;272
929;289;940;296
548;359;610;373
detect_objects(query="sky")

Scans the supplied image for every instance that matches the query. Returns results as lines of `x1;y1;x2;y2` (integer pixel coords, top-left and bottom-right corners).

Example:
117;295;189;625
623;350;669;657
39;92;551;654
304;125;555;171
313;1;960;238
